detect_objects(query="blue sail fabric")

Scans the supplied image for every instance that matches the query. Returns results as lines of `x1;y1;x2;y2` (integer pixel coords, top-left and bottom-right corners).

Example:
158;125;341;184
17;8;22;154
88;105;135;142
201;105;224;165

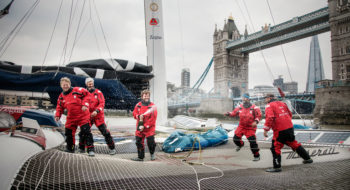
162;126;228;153
0;69;137;110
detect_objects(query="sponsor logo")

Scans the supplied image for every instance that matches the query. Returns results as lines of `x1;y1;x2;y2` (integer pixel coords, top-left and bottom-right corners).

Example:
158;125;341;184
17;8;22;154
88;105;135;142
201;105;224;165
0;106;26;114
150;2;158;12
283;147;339;159
150;35;162;40
149;18;159;26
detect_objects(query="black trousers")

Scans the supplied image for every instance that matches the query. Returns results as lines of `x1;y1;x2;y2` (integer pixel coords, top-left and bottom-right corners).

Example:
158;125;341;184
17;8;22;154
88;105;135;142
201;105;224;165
77;123;94;152
233;135;260;157
135;135;156;159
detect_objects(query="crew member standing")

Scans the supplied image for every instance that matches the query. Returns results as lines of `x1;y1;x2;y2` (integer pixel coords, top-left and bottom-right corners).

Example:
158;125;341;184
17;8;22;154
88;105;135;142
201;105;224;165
55;77;95;156
80;78;116;155
132;90;157;161
264;93;313;172
225;93;261;161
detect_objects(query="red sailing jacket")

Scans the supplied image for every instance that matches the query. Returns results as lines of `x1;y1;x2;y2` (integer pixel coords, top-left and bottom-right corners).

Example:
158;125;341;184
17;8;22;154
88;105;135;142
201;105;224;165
229;103;262;129
133;101;157;137
87;88;105;115
264;100;293;132
55;87;90;120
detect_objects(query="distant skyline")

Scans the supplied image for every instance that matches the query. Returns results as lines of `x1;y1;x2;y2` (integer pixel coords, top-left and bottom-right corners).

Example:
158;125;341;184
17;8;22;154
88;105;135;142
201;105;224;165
0;0;330;92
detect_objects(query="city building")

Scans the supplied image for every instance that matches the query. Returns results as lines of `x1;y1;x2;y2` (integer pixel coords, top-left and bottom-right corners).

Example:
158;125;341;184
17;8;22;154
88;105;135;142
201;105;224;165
273;76;298;94
306;35;325;93
181;68;190;88
248;85;279;97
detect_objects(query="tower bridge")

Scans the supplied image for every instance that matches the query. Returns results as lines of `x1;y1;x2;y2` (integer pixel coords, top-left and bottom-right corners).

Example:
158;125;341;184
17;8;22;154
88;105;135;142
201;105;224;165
226;7;330;53
171;0;350;124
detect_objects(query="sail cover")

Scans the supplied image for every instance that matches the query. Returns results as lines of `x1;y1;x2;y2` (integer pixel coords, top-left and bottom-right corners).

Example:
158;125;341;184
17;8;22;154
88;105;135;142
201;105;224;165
0;59;154;109
67;59;153;73
0;69;138;110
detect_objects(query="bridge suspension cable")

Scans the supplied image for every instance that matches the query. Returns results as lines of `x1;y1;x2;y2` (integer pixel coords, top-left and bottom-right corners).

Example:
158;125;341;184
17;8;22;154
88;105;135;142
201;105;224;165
191;57;213;90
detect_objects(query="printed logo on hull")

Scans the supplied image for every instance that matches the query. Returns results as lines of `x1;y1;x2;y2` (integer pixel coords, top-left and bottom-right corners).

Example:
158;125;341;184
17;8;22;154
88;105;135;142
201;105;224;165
149;18;159;26
150;2;158;12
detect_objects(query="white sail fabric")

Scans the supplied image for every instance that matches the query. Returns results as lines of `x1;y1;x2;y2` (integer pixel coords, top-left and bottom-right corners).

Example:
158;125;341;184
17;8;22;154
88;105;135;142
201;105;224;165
144;0;167;125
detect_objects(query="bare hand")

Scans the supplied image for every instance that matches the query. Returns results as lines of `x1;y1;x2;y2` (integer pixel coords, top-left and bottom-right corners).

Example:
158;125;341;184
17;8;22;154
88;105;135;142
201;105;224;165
91;111;97;117
82;106;88;111
263;130;268;137
139;125;144;131
55;117;60;122
252;121;257;128
140;114;144;121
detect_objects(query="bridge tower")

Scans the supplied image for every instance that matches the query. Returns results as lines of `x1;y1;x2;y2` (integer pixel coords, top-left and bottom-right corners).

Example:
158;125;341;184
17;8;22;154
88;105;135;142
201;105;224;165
213;16;249;98
328;0;350;81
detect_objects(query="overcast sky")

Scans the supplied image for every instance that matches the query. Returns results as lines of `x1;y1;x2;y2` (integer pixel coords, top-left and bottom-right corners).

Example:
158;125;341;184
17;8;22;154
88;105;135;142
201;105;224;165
0;0;330;92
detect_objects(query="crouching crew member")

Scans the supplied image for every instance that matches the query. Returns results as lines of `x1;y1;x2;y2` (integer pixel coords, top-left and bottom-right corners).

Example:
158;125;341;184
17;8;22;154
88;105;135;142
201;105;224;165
225;93;261;161
132;90;157;161
78;78;116;155
55;77;95;156
264;93;313;172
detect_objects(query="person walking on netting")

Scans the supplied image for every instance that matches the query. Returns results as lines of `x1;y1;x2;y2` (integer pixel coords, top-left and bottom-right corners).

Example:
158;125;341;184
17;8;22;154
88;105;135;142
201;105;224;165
224;93;261;161
132;90;157;161
263;94;313;172
55;77;95;157
78;78;116;155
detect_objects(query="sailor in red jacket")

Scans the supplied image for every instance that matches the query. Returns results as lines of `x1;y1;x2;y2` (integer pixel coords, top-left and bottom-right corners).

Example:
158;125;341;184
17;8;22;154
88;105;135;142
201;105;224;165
225;93;261;161
79;78;116;155
55;77;95;156
263;94;313;172
132;90;157;161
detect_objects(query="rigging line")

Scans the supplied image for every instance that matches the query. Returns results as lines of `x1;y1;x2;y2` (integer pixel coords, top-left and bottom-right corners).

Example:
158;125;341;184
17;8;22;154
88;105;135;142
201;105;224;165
92;0;113;60
89;0;102;58
233;0;253;34
72;18;91;51
241;0;275;82
92;0;119;79
0;0;41;58
266;0;293;82
41;0;63;70
58;0;74;68
176;0;185;68
67;0;87;63
0;0;40;56
55;0;74;78
0;0;39;48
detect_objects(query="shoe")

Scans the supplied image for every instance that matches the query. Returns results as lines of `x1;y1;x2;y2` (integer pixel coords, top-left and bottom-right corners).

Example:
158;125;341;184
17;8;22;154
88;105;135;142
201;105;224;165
109;149;117;155
303;159;313;164
266;168;282;172
150;154;156;161
64;149;74;153
88;151;95;157
78;149;85;154
253;156;260;162
131;157;144;161
236;146;241;152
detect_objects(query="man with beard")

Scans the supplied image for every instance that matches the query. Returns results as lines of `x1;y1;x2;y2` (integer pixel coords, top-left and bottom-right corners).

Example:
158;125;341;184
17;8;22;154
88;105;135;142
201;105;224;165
224;93;261;161
79;78;116;155
55;77;95;156
132;90;157;161
264;93;313;172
